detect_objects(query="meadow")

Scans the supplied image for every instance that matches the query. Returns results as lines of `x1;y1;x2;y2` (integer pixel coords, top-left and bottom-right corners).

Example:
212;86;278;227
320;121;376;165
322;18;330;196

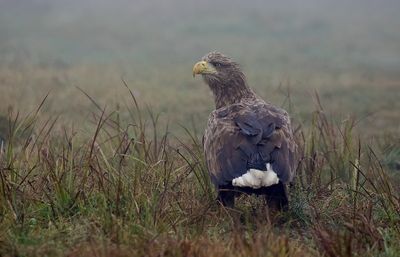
0;1;399;256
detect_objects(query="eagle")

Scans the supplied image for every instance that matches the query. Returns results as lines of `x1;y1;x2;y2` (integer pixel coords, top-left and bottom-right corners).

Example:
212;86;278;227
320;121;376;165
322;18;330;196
192;52;297;210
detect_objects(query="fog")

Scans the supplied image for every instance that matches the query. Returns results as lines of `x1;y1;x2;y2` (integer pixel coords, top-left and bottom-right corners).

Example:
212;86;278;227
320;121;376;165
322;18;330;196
1;0;399;75
1;0;400;132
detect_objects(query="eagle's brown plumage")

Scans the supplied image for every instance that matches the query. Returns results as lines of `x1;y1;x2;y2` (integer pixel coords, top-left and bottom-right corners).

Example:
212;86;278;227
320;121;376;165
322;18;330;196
193;52;297;209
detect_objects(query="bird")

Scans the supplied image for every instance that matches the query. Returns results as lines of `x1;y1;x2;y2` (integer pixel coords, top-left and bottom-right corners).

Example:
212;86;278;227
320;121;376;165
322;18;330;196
192;52;297;210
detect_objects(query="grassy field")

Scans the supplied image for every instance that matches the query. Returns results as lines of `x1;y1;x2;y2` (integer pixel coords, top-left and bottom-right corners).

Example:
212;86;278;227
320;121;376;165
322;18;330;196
0;91;399;257
1;1;400;256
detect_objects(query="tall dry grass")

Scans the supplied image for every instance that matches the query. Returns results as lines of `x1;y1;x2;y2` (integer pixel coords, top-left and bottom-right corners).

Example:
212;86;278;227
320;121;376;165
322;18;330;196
0;87;399;257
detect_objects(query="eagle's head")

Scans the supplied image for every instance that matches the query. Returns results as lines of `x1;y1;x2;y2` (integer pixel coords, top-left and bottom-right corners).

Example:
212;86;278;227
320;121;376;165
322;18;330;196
193;51;253;109
192;51;244;87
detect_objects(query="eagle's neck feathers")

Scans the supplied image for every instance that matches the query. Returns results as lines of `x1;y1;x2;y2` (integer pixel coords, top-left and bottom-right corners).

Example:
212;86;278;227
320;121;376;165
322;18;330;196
206;71;256;109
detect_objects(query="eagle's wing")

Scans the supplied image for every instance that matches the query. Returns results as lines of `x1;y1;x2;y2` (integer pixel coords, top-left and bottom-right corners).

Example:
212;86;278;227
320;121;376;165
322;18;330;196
203;100;297;186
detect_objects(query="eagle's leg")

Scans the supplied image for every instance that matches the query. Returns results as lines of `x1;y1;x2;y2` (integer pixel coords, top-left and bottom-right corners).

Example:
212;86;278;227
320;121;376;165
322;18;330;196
263;182;288;211
217;185;235;208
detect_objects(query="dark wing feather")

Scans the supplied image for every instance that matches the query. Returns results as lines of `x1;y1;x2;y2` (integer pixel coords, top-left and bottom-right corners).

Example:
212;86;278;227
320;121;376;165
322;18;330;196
204;99;297;186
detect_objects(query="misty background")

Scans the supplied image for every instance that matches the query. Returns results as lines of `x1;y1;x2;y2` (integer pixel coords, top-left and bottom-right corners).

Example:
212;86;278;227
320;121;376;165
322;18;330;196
0;0;399;135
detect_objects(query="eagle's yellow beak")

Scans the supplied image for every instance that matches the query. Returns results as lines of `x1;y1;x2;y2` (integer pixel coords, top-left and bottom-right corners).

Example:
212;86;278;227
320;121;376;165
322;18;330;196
192;61;217;77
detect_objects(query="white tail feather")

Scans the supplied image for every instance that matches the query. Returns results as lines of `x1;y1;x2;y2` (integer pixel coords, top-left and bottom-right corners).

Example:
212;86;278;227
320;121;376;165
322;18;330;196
232;163;279;189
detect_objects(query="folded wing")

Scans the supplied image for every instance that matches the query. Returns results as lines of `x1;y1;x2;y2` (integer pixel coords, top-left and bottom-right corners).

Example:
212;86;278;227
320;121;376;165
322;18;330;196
204;101;296;186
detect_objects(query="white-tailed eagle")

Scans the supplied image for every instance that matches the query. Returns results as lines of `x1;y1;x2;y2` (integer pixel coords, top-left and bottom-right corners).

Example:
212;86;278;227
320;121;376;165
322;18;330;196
193;52;297;210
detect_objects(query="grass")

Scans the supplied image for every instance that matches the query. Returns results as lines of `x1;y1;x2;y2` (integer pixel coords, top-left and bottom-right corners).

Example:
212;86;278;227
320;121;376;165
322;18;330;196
0;87;398;257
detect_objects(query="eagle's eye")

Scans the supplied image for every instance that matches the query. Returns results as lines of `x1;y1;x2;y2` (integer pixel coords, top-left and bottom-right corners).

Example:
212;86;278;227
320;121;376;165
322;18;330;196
211;62;222;68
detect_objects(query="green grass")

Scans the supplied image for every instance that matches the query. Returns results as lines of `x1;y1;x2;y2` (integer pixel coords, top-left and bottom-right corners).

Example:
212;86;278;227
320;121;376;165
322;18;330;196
0;90;398;257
